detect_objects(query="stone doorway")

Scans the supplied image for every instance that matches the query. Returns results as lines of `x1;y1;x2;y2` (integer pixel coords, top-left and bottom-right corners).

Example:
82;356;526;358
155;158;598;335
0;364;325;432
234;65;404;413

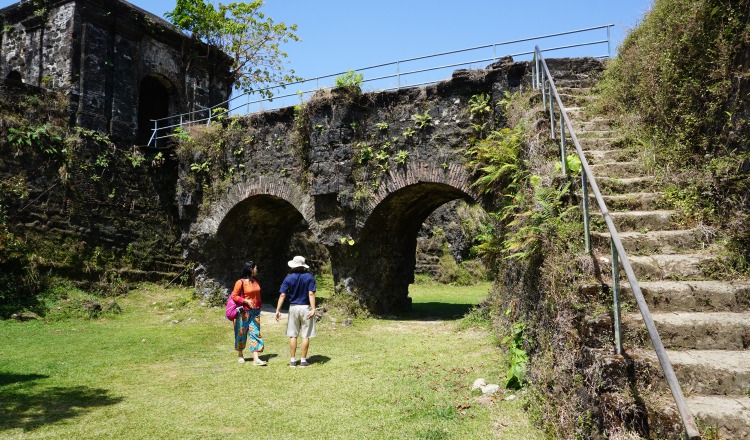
137;74;177;145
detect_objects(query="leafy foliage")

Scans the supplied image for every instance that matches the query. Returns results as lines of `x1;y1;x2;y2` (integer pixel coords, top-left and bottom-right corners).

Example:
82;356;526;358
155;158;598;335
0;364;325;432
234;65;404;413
6;123;63;154
334;70;364;90
600;0;748;159
0;177;39;318
166;0;300;96
503;320;530;389
411;110;432;130
466;124;526;197
468;93;492;116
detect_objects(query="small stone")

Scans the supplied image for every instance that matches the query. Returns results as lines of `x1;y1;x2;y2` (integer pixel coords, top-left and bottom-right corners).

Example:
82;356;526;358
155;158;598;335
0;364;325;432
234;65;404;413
171;320;180;324
471;378;487;391
342;318;353;327
481;384;500;395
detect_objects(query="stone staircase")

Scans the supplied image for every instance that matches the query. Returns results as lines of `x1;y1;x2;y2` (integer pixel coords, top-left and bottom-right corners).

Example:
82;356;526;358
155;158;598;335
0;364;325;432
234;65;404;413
560;87;750;439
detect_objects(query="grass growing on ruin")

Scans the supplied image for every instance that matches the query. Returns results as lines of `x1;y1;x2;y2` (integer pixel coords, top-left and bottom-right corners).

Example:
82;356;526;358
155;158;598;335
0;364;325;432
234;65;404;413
0;281;542;439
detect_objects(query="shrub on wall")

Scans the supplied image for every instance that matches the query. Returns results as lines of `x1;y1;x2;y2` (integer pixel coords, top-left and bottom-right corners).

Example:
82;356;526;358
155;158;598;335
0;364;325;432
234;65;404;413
599;0;750;268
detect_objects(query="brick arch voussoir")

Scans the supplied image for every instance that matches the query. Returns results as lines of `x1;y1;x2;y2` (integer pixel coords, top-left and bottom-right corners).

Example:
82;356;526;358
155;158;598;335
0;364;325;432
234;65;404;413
193;176;316;237
361;161;479;222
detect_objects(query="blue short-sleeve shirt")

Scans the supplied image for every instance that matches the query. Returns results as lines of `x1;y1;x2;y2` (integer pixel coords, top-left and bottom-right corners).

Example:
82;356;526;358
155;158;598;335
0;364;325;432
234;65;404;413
280;272;316;305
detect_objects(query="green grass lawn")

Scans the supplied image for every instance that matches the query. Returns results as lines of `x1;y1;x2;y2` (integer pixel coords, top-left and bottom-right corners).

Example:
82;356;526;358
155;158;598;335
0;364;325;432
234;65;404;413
0;281;543;439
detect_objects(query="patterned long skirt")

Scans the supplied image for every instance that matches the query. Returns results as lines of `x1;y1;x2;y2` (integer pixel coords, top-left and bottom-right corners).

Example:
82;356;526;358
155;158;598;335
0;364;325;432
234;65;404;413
234;308;264;352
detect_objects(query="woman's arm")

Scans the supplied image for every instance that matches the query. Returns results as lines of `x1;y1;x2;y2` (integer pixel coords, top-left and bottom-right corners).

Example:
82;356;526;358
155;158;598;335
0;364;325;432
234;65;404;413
231;279;251;307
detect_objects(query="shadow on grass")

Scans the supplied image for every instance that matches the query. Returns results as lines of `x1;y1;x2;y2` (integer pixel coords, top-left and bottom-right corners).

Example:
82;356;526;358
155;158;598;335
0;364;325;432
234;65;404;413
307;355;331;365
0;373;123;433
0;373;48;386
394;302;476;321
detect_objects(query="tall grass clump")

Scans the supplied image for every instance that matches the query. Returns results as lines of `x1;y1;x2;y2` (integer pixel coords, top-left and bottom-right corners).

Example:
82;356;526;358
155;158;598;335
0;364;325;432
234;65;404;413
599;0;750;271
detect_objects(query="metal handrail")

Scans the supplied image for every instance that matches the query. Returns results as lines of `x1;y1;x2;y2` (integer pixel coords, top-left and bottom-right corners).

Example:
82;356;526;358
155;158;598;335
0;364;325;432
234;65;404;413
147;24;614;146
531;46;701;440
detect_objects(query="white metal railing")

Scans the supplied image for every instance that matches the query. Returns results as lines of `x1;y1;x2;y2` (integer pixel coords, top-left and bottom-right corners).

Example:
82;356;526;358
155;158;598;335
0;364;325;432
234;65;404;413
147;24;613;146
531;46;701;440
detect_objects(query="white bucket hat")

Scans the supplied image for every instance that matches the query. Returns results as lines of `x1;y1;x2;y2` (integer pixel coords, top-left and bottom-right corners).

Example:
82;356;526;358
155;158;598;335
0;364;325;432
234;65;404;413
287;255;309;269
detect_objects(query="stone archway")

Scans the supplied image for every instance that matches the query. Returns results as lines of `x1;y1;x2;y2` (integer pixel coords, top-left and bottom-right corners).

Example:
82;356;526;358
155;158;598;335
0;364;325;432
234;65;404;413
187;177;321;304
340;162;481;313
137;73;177;145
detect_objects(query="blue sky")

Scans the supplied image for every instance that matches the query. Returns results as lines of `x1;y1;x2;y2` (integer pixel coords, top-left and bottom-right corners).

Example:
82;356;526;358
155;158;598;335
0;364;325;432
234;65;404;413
1;0;654;106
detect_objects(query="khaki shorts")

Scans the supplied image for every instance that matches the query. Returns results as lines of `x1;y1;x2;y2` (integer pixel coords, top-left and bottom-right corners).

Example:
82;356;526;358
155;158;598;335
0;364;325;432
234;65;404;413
286;304;316;338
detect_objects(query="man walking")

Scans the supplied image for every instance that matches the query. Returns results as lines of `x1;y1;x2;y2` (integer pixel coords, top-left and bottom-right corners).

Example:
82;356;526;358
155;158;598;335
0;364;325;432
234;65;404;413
275;256;317;367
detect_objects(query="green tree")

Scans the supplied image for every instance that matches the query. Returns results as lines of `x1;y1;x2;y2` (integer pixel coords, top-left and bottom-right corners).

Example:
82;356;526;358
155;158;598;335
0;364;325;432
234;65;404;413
166;0;300;96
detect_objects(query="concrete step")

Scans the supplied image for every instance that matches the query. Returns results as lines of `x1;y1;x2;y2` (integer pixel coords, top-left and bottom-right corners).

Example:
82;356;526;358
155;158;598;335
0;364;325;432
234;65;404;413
584;148;630;164
559;93;597;107
556;87;594;96
688;395;750;440
579;137;615;150
554;78;599;89
564;106;599;122
577;129;616;140
621;280;750;312
592;210;681;232
597;176;659;193
632;349;750;395
572;117;615;132
590;160;644;176
591;228;707;255
625;311;750;350
588;192;666;211
626;253;719;280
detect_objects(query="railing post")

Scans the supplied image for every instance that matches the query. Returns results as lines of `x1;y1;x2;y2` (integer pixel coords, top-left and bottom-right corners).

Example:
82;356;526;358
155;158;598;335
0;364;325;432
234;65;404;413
549;82;555;139
397;61;401;89
531;54;536;90
207;107;212;125
607;26;612;58
148;120;157;147
611;240;623;355
582;172;591;253
536;52;541;89
541;75;547;109
560;111;567;176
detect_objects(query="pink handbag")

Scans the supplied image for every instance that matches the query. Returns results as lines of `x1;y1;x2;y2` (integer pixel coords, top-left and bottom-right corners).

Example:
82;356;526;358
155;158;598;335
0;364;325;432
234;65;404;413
225;280;244;320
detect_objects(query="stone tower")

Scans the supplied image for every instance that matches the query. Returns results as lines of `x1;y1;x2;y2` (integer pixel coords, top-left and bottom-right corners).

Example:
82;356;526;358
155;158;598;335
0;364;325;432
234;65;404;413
0;0;232;144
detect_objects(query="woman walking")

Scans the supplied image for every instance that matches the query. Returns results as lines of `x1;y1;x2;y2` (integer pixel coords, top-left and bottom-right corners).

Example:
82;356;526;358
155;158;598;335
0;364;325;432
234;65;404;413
231;261;266;365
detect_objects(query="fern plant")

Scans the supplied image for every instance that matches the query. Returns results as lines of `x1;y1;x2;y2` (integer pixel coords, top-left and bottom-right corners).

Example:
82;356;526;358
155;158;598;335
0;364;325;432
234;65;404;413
412;110;432;129
466;124;526;196
468;93;492;116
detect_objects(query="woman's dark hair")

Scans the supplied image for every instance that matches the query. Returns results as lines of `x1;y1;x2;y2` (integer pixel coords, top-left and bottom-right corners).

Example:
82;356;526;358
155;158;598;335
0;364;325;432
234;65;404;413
241;261;256;279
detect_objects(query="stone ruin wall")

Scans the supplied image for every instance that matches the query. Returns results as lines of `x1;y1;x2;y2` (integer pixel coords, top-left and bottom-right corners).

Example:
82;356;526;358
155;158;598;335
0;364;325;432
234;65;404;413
1;3;75;89
0;0;232;144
